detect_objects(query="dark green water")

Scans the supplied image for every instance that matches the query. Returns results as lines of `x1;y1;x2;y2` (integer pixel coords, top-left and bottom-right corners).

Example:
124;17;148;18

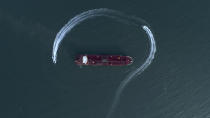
1;0;210;118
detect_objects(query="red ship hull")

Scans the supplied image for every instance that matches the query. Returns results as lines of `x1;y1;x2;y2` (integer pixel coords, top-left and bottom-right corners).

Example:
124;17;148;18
75;55;133;66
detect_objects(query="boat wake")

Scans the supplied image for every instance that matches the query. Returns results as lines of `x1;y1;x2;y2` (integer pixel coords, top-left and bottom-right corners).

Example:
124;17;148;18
52;8;156;118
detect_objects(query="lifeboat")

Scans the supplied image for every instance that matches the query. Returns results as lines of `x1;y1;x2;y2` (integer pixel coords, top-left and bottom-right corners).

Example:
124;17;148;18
75;55;133;66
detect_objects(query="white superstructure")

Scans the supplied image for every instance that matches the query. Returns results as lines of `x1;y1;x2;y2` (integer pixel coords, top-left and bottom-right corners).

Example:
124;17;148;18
82;56;88;64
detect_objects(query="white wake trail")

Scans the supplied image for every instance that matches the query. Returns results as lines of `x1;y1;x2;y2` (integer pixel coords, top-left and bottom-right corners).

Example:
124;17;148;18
52;8;156;118
105;25;156;118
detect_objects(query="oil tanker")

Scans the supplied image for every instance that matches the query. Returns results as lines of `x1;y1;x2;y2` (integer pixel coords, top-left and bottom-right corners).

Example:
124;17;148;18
75;55;133;66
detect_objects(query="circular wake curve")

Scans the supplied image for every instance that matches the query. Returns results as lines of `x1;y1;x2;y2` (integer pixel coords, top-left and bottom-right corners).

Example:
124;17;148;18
52;8;156;118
